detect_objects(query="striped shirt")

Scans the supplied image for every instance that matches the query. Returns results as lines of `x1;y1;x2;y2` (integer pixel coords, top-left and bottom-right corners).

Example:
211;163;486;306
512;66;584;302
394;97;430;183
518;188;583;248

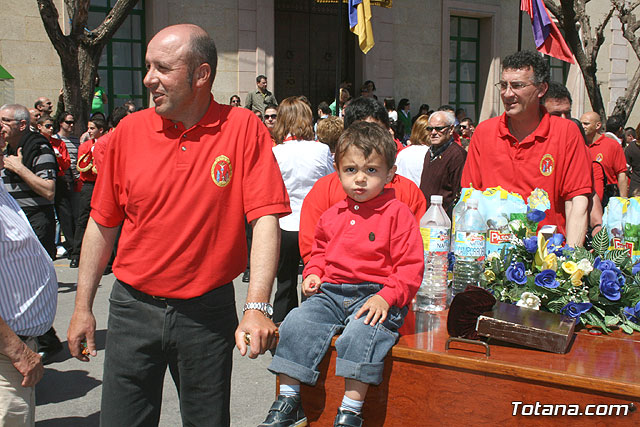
1;131;57;208
0;184;57;336
55;133;80;181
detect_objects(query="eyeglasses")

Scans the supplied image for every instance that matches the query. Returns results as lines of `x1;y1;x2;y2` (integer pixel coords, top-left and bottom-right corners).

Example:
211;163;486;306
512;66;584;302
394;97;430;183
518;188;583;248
459;125;468;129
426;125;451;133
264;114;277;120
495;81;536;92
64;120;75;125
231;100;240;104
43;123;54;129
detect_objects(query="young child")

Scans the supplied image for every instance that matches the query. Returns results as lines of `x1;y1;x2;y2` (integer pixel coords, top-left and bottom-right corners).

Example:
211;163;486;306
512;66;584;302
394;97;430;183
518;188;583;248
259;121;424;427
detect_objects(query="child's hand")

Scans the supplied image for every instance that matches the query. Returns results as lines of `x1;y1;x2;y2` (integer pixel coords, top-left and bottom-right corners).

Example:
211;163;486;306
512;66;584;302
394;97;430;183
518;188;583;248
355;295;390;327
302;274;321;297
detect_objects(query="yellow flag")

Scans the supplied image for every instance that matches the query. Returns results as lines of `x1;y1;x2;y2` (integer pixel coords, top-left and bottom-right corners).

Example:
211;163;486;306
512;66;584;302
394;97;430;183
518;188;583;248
351;0;375;54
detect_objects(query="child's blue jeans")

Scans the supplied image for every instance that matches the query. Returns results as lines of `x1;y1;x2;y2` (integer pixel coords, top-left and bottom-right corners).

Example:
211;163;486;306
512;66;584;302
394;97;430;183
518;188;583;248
268;282;407;386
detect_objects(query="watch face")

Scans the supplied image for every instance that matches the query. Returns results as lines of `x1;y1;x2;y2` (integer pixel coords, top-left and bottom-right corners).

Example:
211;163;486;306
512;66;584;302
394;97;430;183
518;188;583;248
265;304;274;316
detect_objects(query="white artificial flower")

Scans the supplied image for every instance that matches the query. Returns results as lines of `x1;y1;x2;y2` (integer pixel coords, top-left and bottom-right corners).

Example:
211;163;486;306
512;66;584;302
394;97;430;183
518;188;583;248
577;258;593;274
516;292;541;310
487;252;500;262
509;219;524;233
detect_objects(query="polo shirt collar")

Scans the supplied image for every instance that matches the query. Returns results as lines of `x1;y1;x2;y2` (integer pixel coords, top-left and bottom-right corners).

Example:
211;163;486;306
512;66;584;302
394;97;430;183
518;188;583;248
154;95;221;133
498;106;550;145
591;134;606;147
335;188;397;211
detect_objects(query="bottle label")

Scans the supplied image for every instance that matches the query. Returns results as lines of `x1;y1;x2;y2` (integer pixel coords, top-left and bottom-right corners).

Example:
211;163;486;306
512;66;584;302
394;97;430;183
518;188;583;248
486;230;514;254
454;231;485;258
420;227;450;253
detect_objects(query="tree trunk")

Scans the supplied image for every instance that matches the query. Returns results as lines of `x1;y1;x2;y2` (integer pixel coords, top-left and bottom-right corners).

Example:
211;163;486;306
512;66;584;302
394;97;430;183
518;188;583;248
37;0;139;134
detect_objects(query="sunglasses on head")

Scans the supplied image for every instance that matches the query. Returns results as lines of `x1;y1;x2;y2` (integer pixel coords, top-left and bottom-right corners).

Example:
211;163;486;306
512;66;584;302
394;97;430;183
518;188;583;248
426;125;450;133
264;114;277;120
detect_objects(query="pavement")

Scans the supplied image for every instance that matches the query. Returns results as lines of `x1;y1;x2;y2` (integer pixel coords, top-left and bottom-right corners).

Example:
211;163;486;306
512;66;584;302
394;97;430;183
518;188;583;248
35;258;277;426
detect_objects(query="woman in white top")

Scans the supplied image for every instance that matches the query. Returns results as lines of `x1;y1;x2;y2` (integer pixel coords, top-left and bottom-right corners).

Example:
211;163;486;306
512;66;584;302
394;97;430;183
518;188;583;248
384;97;397;123
395;114;431;186
271;97;334;322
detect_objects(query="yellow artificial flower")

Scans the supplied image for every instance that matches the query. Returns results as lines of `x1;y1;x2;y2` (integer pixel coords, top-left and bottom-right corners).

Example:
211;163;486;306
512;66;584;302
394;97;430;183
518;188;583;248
562;261;578;275
484;270;496;282
542;253;557;271
570;269;584;287
534;234;548;269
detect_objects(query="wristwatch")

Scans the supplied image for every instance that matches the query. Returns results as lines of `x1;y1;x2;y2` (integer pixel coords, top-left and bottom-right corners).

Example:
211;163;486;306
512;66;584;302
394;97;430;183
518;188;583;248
243;302;274;319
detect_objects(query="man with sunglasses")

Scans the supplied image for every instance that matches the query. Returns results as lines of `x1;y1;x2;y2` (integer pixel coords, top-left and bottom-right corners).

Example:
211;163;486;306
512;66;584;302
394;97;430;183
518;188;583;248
418;110;467;217
462;50;592;247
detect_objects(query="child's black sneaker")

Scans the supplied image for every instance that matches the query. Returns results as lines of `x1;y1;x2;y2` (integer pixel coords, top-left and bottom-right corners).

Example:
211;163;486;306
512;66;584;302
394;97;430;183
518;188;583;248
333;408;363;427
258;394;307;427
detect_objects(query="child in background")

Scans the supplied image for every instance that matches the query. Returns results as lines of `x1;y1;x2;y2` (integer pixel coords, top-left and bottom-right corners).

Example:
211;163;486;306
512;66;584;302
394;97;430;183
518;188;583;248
259;121;424;427
316;115;343;156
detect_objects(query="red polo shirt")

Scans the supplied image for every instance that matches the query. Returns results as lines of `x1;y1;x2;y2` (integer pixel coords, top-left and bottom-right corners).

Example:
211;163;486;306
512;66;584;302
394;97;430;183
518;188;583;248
461;109;592;234
588;134;627;185
91;97;291;298
49;136;70;176
299;172;427;264
304;189;423;308
77;139;97;182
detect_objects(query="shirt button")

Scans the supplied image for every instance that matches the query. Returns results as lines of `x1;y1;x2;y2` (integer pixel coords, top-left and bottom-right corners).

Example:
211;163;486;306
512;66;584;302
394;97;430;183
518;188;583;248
182;134;187;138
350;220;355;225
181;146;187;151
354;205;359;210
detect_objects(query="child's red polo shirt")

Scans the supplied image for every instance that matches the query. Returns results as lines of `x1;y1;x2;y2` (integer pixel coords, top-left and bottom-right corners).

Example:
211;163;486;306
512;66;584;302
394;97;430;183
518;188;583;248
77;139;97;182
91;97;291;298
461;110;592;234
304;189;423;308
49;136;70;176
588;134;627;185
298;172;427;264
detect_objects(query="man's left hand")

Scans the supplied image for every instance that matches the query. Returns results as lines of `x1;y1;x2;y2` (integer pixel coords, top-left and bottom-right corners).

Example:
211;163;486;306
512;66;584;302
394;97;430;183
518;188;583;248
11;342;44;387
3;148;24;174
235;309;277;359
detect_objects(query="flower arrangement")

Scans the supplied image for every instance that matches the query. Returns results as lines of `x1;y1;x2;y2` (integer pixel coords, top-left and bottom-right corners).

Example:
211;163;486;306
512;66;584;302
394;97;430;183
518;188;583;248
478;210;640;334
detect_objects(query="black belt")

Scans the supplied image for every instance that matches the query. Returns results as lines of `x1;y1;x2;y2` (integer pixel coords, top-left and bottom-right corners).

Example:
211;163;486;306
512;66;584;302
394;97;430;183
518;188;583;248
17;335;33;342
118;280;233;306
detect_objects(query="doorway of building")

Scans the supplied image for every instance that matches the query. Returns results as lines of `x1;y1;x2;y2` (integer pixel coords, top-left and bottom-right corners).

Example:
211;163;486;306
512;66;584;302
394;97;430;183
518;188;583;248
274;0;356;111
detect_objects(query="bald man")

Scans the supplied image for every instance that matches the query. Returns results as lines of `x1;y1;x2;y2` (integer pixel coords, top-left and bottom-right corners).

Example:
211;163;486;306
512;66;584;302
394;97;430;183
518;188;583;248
580;112;628;199
67;24;290;426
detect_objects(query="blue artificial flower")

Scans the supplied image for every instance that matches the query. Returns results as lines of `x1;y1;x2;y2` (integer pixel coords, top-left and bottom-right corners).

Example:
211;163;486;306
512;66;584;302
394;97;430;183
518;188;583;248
523;236;538;253
561;302;592;318
623;302;640;324
599;270;622;301
546;233;566;256
448;252;455;271
632;262;640;276
595;259;617;272
534;269;559;288
506;262;527;285
526;209;546;223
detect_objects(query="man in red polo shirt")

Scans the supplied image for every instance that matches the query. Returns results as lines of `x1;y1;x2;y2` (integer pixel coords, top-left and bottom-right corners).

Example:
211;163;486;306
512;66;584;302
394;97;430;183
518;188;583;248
461;50;592;247
580;111;628;199
66;24;290;426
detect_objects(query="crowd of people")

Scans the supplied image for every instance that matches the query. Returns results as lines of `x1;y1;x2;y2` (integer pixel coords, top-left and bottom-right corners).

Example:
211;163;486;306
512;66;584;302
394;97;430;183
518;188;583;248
2;22;640;427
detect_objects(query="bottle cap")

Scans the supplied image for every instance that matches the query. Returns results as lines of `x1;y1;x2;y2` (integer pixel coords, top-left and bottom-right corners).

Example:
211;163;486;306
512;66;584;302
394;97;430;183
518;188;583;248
466;199;479;208
430;195;443;203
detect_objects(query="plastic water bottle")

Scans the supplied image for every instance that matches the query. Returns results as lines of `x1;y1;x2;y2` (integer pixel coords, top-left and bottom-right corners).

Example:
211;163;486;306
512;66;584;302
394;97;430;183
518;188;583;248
453;199;486;297
416;195;451;312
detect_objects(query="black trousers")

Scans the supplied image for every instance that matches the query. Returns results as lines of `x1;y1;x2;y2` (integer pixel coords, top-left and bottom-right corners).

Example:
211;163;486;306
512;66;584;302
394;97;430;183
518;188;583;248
24;205;56;260
71;181;94;259
274;229;301;324
54;176;75;250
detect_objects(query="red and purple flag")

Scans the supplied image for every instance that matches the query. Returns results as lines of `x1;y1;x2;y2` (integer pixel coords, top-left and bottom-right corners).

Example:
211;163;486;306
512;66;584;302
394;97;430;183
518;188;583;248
521;0;574;63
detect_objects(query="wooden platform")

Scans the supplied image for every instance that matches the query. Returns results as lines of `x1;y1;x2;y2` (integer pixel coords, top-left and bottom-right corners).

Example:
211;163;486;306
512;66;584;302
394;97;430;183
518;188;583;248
293;310;640;426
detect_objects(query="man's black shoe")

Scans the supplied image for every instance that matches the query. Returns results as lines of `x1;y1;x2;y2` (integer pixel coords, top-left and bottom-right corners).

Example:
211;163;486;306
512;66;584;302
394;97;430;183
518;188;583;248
334;408;363;427
258;395;307;427
69;258;79;268
242;269;250;283
37;328;63;365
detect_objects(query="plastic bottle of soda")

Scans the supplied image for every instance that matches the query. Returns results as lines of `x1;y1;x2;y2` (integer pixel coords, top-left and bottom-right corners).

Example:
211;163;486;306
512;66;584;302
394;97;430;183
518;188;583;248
452;199;486;297
416;195;451;312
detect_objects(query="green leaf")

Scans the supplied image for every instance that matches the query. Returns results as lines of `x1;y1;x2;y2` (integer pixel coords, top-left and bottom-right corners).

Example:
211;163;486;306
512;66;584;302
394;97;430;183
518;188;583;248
627;321;640;332
620;323;634;334
589;283;600;300
604;249;628;266
591;227;609;256
604;315;620;326
582;311;612;333
573;247;593;264
592;304;606;317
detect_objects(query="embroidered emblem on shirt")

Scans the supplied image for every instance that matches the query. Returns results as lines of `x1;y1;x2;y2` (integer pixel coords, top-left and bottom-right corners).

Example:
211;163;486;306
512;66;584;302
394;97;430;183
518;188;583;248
595;153;603;162
539;154;554;177
211;155;232;187
369;232;375;241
